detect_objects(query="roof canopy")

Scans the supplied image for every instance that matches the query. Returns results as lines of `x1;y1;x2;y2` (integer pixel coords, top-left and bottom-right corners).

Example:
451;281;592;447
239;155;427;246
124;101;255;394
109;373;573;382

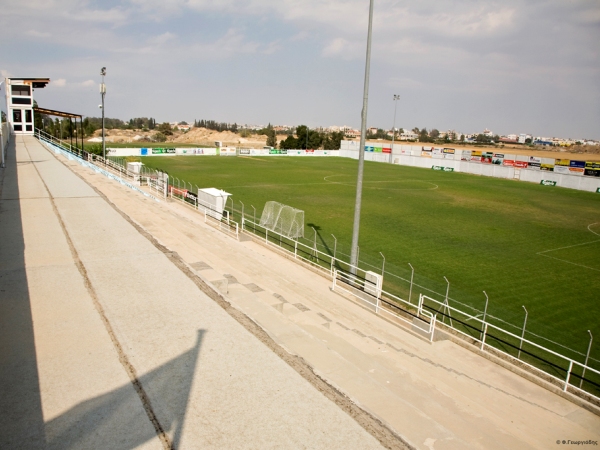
33;107;81;119
8;78;50;89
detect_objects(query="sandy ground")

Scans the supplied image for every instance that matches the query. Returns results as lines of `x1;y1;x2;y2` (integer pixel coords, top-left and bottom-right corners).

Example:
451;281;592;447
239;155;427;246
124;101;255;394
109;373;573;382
88;128;287;149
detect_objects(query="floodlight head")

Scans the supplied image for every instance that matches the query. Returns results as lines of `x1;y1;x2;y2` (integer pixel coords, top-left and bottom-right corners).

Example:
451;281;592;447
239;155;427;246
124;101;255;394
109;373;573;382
100;67;106;76
98;104;103;109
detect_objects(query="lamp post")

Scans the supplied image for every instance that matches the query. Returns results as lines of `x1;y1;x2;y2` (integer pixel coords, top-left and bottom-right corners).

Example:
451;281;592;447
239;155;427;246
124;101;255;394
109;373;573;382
580;330;593;388
390;94;400;162
239;200;245;222
379;252;385;277
518;306;528;359
100;67;106;160
251;205;256;224
350;0;375;271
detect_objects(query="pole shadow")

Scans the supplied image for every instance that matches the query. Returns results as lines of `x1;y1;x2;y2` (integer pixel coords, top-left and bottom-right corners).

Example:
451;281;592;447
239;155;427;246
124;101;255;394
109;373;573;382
45;330;204;449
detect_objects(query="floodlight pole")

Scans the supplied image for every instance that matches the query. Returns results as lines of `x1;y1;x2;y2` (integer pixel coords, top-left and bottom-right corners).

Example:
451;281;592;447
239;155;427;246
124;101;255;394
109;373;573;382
518;306;528;359
100;67;106;160
390;94;400;163
408;263;414;304
580;330;593;388
350;0;375;273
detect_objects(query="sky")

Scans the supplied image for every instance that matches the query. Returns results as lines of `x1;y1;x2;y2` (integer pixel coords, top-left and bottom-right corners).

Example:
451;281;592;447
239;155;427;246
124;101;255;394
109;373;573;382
1;0;599;139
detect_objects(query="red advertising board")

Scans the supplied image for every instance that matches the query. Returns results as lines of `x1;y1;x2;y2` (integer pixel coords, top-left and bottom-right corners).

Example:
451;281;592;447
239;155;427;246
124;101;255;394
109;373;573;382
514;161;528;168
383;147;391;153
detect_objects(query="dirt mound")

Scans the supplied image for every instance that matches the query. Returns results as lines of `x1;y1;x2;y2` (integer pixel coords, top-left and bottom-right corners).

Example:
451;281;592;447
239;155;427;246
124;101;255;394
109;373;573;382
86;127;277;148
173;128;267;147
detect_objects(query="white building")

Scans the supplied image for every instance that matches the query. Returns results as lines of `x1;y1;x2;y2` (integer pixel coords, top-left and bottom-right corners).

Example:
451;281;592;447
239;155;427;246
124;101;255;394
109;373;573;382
4;77;50;135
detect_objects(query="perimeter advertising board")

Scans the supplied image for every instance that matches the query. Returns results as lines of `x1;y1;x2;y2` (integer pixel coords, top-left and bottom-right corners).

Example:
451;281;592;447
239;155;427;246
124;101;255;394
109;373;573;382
569;160;585;176
421;146;433;157
492;153;504;165
461;150;471;161
443;148;455;159
482;152;493;164
528;156;541;170
554;159;570;174
540;158;555;171
502;154;516;166
151;148;176;154
431;147;444;159
585;161;600;177
470;150;482;162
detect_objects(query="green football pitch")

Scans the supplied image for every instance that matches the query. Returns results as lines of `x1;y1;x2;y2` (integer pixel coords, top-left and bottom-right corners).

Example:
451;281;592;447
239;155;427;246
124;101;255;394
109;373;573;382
140;155;600;372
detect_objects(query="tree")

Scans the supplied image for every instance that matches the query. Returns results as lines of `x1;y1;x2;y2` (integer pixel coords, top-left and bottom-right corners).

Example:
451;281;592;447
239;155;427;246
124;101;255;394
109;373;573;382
429;129;440;139
33;100;43;130
157;122;173;135
419;128;433;143
279;135;298;149
266;129;277;147
153;132;167;142
323;131;344;150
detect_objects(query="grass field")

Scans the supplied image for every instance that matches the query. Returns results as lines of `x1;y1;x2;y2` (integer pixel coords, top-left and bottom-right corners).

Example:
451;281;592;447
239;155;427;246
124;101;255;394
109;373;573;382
139;154;600;378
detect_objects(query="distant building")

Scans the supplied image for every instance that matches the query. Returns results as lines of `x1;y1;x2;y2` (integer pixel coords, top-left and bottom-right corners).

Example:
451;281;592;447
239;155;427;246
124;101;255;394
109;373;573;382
399;130;418;141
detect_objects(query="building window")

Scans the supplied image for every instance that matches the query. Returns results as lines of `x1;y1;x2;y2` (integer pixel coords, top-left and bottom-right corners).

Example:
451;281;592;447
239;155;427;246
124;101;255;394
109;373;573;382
14;125;23;131
13;109;22;122
12;97;32;105
25;110;33;123
11;85;31;96
26;125;33;131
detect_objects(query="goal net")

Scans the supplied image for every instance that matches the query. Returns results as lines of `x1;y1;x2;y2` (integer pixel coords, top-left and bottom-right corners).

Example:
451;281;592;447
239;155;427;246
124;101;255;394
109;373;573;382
259;201;304;239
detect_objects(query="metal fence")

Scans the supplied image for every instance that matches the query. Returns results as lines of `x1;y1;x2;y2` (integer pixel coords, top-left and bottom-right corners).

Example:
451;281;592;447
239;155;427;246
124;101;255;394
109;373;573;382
235;215;600;404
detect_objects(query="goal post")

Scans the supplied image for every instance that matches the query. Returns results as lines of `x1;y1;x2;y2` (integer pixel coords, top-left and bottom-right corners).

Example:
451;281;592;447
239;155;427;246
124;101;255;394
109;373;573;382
259;201;304;239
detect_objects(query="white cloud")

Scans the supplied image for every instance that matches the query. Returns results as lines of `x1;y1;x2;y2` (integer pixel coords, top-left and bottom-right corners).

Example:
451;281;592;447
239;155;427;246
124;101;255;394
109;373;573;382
27;30;51;38
148;32;176;45
80;80;95;87
53;78;67;87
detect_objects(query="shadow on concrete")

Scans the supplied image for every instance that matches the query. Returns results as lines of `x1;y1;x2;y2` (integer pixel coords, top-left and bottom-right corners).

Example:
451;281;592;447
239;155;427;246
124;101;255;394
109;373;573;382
0;138;203;448
45;330;204;449
0;137;46;448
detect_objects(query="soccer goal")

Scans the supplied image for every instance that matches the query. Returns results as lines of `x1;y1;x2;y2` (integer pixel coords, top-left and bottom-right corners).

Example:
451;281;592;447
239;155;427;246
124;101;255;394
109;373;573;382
259;201;304;239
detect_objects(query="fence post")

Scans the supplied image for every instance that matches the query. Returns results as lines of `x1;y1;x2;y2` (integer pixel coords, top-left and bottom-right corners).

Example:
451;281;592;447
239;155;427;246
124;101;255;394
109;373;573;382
564;361;573;392
332;269;337;291
265;229;268;244
480;323;488;350
294;239;298;259
430;315;436;342
417;293;423;318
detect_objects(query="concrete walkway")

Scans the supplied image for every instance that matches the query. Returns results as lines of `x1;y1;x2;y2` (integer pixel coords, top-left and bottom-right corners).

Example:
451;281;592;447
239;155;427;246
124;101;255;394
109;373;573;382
0;136;385;449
